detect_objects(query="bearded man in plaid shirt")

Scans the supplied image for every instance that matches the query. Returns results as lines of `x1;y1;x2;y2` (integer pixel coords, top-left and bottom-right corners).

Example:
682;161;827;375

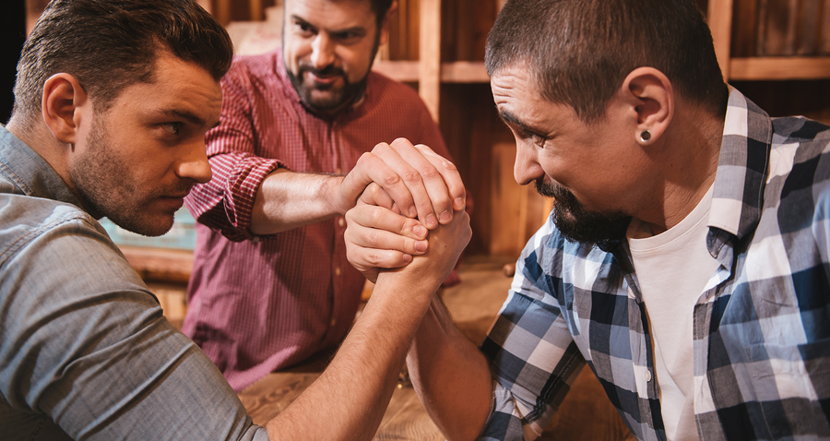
345;0;830;439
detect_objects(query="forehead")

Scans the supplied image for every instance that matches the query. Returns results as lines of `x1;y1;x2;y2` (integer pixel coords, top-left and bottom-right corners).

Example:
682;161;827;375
109;52;222;121
491;64;556;123
285;0;376;27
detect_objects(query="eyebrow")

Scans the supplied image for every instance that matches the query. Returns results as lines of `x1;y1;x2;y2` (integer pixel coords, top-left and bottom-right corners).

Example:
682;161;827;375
161;109;209;127
290;15;366;36
498;110;547;137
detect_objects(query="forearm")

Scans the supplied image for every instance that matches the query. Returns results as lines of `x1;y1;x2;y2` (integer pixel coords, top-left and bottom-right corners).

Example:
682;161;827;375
250;169;345;235
264;270;441;441
407;296;493;441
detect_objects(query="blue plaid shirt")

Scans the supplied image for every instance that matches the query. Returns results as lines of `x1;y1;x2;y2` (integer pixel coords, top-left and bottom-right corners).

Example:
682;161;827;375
478;88;830;441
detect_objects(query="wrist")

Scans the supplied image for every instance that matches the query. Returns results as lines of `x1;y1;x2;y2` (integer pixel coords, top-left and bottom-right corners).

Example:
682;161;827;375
322;174;349;215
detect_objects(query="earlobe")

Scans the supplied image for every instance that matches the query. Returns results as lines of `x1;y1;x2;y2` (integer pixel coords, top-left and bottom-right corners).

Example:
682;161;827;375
41;73;88;145
623;67;674;145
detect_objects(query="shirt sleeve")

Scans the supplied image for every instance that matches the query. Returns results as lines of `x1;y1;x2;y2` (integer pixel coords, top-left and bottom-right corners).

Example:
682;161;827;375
184;60;282;241
476;220;585;440
0;210;268;441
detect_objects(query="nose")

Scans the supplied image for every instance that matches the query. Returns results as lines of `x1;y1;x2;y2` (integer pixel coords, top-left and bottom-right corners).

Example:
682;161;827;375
310;33;335;69
177;141;212;184
513;141;545;186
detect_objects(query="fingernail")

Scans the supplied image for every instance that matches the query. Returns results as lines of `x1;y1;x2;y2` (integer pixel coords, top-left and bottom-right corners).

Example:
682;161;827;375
402;254;413;263
425;214;438;229
412;224;427;238
414;240;428;253
455;197;465;210
439;210;452;224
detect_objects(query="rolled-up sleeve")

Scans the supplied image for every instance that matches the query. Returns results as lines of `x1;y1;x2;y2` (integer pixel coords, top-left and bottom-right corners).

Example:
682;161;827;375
185;61;282;241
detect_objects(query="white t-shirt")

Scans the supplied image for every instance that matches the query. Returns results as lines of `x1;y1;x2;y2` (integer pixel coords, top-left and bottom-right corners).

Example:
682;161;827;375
627;185;717;441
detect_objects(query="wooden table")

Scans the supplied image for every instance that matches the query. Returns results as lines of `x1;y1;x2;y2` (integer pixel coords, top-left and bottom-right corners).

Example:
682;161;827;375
238;258;634;441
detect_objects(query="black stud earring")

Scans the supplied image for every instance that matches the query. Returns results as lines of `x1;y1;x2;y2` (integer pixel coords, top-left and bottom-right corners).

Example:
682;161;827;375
639;130;651;142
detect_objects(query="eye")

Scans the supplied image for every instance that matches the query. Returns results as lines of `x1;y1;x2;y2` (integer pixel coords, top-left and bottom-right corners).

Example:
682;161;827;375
530;134;549;148
294;20;315;37
331;30;363;44
161;122;184;137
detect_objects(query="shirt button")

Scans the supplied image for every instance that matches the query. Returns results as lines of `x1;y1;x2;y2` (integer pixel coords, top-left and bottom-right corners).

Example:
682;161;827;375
330;317;337;327
335;267;342;276
338;217;345;228
335;167;342;174
645;369;653;382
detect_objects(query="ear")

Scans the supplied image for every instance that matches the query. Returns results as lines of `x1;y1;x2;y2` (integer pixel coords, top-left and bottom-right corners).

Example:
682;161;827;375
41;73;89;145
620;67;674;145
377;1;398;46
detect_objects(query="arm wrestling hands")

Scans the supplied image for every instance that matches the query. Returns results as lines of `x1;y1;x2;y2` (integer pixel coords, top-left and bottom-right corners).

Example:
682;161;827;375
343;146;494;441
251;138;466;235
265;142;471;441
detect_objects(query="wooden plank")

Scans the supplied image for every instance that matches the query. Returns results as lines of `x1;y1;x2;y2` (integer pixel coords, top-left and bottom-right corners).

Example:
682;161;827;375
490;142;524;256
249;0;263;21
119;246;193;284
441;61;489;82
419;0;442;121
707;0;735;78
373;60;420;81
375;61;488;83
729;56;830;79
731;0;759;57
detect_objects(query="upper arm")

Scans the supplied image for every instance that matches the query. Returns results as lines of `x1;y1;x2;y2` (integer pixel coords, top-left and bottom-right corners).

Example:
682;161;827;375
0;217;266;441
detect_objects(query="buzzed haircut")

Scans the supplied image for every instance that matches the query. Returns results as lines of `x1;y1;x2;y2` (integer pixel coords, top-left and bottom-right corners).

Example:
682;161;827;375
486;0;728;122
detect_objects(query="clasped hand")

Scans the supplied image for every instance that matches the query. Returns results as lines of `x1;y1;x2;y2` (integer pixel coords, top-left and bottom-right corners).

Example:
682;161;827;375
342;138;470;282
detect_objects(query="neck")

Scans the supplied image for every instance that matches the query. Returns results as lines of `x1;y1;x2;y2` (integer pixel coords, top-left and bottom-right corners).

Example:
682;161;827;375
631;105;724;236
6;115;75;192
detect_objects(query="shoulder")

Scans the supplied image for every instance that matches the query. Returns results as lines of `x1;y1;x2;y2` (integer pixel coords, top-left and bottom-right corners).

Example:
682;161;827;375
366;71;428;106
0;193;143;290
222;51;281;88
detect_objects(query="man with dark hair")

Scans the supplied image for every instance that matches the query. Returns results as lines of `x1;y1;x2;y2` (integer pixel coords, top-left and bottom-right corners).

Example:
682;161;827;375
182;0;465;392
347;0;830;439
0;0;470;439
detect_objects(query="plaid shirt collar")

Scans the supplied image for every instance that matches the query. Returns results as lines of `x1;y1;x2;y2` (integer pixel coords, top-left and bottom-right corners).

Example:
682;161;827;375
708;88;772;241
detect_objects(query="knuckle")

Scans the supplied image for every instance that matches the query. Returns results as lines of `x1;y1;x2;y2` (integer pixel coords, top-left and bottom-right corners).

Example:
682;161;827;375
383;173;401;186
402;169;421;184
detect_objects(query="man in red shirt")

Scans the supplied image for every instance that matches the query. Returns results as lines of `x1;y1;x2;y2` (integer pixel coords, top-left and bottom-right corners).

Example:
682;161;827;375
183;0;463;391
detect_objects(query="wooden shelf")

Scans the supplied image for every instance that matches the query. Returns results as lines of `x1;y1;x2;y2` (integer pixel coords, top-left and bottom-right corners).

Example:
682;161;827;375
374;60;489;83
708;0;830;81
729;57;830;80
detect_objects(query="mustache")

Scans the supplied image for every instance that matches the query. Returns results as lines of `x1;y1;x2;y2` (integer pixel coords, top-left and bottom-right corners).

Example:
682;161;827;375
298;64;347;79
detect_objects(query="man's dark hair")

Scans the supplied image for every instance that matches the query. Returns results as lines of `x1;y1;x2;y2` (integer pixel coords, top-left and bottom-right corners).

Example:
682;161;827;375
370;0;395;26
286;0;395;27
485;0;728;122
13;0;233;121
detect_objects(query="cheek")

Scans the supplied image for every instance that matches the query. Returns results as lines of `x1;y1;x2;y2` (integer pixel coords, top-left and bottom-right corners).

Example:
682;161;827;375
342;48;374;78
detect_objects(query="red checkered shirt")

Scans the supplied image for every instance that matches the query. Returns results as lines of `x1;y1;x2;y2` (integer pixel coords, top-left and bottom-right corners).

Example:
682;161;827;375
182;49;452;391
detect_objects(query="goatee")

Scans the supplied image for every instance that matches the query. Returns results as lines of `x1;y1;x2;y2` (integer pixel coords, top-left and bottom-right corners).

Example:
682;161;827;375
536;179;630;245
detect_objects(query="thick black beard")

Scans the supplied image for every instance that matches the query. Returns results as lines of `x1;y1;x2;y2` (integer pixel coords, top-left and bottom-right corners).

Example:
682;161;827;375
536;179;630;245
286;64;369;117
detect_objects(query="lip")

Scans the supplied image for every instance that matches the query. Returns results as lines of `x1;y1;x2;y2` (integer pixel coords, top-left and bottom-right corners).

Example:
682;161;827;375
308;72;339;85
157;195;186;210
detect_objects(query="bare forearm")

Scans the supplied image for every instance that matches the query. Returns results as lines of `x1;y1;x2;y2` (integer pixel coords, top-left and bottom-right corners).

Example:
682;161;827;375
407;296;493;441
264;271;442;441
250;170;345;235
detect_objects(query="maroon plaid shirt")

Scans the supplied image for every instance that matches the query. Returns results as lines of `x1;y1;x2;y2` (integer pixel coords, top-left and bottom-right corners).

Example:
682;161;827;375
182;49;451;391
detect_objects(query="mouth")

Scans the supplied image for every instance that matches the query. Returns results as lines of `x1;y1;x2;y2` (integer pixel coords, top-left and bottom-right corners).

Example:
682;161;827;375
157;192;189;210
